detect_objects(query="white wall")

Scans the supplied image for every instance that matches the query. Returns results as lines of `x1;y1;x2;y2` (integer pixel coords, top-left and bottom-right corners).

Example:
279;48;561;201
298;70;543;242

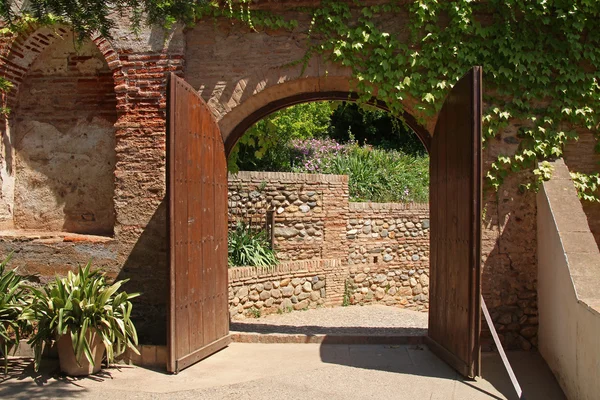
537;159;600;400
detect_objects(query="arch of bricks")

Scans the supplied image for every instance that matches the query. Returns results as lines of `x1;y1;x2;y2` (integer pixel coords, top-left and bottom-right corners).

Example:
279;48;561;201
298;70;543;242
0;25;122;110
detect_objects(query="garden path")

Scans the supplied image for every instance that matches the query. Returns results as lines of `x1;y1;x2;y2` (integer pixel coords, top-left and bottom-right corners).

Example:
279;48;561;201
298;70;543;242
230;304;428;337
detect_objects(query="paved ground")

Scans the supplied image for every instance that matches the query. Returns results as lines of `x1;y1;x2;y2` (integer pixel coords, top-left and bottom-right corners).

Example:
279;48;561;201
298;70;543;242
231;304;428;336
1;343;565;400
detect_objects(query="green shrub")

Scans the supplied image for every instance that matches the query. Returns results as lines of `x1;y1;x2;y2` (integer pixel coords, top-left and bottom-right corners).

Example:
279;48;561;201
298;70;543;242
0;253;29;373
23;262;140;372
322;144;429;203
228;222;278;267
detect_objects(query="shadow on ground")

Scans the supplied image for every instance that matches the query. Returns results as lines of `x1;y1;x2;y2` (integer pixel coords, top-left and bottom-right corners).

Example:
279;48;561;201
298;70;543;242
319;343;565;400
0;358;132;400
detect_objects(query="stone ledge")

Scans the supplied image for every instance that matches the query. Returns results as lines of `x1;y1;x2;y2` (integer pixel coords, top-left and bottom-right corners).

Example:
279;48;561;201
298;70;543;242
229;259;343;283
230;332;425;345
0;229;115;244
348;202;429;211
228;170;348;183
544;159;600;305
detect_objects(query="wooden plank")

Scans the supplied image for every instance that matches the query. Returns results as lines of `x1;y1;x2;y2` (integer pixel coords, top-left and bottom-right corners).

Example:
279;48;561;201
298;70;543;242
167;73;177;373
167;73;230;374
481;297;524;398
427;67;482;379
471;67;483;376
188;91;202;352
214;131;229;339
175;80;190;360
176;335;232;372
424;336;471;379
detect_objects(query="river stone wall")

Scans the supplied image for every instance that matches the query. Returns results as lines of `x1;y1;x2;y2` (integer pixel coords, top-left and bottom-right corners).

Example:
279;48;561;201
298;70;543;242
228;171;348;262
228;259;345;319
345;202;429;310
227;175;432;318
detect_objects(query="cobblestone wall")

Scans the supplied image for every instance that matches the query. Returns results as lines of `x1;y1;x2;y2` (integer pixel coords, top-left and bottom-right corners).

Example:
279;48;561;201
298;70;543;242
227;174;432;315
228;171;348;261
228;259;346;319
346;202;429;310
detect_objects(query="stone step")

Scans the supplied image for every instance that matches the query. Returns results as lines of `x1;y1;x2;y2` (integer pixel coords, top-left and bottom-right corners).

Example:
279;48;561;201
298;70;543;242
229;332;425;345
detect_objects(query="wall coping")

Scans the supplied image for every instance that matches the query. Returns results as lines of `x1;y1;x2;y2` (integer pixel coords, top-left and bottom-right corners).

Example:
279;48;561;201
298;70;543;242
228;171;348;183
229;259;343;282
349;202;429;211
542;159;600;315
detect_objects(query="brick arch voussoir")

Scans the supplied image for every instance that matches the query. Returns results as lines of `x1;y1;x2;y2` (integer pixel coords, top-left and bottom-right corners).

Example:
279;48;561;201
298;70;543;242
218;75;434;156
0;25;122;112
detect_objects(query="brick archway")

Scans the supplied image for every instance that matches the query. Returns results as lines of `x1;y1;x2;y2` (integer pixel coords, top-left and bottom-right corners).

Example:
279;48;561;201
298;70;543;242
222;89;432;157
0;26;122;110
0;26;122;233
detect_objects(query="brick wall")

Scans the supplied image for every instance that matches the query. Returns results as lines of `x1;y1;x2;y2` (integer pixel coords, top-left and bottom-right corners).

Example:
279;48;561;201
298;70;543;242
0;4;577;349
10;33;117;235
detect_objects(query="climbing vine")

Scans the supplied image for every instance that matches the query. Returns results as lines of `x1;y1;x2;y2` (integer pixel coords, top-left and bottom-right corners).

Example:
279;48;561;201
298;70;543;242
302;0;600;197
2;0;600;199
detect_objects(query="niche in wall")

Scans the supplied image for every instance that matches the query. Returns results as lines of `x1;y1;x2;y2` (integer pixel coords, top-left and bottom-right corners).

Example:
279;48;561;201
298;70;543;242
12;34;117;236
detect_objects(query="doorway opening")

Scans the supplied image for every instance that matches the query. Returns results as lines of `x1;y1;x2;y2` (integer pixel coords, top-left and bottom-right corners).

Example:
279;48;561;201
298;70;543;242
167;69;481;377
226;99;431;339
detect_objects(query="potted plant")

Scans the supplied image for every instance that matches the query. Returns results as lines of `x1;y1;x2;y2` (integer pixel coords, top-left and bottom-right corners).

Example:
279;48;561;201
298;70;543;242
24;262;140;376
0;253;29;374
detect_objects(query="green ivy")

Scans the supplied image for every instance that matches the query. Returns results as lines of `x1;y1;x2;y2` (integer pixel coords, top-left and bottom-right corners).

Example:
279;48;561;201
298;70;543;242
2;0;600;199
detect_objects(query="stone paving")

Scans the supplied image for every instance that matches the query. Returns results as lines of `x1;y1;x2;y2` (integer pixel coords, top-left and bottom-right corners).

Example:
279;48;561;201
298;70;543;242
0;305;566;399
0;343;565;400
230;304;428;336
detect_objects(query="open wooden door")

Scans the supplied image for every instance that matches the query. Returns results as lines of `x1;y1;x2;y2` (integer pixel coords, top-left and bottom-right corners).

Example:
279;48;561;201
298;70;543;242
167;73;230;374
427;67;482;378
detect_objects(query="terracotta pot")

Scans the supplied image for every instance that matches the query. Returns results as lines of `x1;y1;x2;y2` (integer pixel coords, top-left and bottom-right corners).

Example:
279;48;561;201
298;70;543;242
56;329;105;376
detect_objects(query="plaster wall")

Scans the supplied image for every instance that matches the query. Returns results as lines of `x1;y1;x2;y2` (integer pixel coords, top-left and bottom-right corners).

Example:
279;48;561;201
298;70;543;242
537;159;600;400
11;34;117;235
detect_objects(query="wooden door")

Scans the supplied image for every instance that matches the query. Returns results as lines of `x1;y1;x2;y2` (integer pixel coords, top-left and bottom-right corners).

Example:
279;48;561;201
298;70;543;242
167;73;230;374
427;67;482;378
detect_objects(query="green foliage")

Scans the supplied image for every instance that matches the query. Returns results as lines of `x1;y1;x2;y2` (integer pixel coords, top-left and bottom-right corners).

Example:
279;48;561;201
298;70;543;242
0;253;29;374
342;279;353;307
230;101;426;173
228;222;278;267
229;102;332;172
571;171;600;202
23;262;140;372
305;0;600;197
303;143;429;203
247;307;261;318
329;102;426;155
3;0;600;199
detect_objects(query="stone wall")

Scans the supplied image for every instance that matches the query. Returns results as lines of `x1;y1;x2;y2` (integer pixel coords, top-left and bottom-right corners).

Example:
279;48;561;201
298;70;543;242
227;175;432;314
0;3;575;349
228;259;346;318
228;171;348;261
345;202;429;310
